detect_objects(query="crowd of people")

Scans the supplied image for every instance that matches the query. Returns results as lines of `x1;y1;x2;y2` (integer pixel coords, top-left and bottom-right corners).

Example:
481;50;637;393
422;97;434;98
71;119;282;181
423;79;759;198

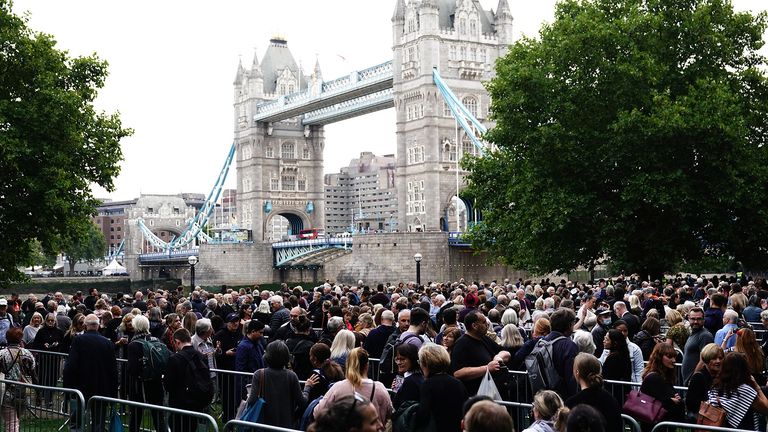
0;273;767;431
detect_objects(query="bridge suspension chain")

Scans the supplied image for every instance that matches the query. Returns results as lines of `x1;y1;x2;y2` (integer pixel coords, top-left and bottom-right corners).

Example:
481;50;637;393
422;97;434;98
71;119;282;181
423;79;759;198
137;142;237;252
432;68;489;156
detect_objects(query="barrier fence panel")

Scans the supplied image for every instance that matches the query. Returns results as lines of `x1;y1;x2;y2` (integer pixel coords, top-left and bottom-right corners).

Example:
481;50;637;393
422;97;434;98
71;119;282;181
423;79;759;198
496;401;533;432
211;368;263;424
26;349;68;412
650;421;753;432
508;370;533;403
87;396;219;432
621;414;642;432
604;379;688;407
368;358;381;382
223;420;301;432
0;378;85;432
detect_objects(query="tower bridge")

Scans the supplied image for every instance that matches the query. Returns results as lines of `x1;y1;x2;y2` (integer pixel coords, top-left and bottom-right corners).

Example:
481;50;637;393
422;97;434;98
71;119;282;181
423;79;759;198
128;0;517;285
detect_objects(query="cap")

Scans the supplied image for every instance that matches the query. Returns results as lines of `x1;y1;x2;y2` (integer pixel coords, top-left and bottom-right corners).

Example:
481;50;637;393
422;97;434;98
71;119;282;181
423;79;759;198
226;313;240;323
0;299;7;306
596;307;611;315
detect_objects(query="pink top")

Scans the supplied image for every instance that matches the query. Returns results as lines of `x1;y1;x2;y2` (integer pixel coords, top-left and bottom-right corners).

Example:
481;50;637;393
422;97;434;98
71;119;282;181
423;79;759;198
313;378;393;425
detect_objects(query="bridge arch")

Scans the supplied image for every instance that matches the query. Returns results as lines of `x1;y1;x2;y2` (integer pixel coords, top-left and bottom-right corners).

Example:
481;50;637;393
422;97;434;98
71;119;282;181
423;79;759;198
441;194;480;232
264;210;310;241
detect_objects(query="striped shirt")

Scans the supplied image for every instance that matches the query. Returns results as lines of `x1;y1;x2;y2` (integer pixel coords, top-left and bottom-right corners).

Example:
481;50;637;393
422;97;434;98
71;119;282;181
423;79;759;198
708;383;758;430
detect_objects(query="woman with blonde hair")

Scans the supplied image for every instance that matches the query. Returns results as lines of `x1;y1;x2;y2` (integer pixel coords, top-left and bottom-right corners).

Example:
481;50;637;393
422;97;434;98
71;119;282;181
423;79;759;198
499;323;524;355
566;353;621;431
182;311;197;335
354;313;374;337
522;390;567;432
686;343;723;418
22;312;43;346
313;348;393;426
330;329;356;370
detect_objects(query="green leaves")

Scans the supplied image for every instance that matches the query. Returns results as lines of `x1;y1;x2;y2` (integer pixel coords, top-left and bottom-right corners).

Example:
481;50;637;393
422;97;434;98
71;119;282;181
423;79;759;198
468;0;768;278
0;3;131;286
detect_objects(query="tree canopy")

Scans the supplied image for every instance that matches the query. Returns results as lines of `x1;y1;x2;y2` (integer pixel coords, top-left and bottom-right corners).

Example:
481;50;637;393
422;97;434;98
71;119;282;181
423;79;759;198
0;2;131;286
465;0;768;278
62;221;106;275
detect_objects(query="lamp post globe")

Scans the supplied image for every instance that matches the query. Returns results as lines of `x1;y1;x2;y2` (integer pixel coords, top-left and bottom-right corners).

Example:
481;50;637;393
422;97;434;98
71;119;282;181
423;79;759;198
188;255;198;290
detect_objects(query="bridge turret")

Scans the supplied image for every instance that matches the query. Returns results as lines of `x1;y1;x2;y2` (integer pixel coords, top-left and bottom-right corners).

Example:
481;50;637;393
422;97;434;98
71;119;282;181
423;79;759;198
249;48;264;98
233;58;245;103
392;0;406;45
419;0;439;32
310;57;323;96
496;0;514;49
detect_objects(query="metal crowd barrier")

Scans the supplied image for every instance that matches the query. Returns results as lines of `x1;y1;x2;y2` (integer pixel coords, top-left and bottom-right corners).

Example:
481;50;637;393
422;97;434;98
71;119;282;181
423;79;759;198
211;368;262;424
0;378;85;432
223;420;301;432
496;400;641;432
508;370;534;402
88;395;219;432
651;422;753;432
604;379;688;407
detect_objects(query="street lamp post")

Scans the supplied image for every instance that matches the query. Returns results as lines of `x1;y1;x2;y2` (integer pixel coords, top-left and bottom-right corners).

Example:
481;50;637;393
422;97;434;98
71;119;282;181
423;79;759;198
413;253;422;287
188;255;198;290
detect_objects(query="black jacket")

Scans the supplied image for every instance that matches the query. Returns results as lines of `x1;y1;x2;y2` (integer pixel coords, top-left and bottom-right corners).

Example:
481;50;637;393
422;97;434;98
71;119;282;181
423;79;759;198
62;331;118;401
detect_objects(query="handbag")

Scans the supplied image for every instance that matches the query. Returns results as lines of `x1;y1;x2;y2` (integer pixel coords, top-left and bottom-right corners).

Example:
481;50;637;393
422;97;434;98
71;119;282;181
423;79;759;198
697;397;727;429
238;369;265;426
622;390;667;424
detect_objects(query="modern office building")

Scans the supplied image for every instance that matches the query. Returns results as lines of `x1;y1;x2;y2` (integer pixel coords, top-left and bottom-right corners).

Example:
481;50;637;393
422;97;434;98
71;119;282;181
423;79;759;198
324;152;398;234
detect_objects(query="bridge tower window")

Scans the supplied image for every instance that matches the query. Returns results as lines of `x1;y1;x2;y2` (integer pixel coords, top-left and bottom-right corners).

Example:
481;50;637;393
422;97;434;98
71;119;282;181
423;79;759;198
266;145;274;158
281;141;295;159
270;178;279;191
462;96;478;118
302;146;310;159
298;179;306;191
282;175;296;191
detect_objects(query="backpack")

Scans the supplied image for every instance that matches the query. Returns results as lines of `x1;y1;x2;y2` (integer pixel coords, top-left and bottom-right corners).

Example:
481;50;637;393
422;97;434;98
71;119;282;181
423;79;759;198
299;396;323;431
524;336;565;394
134;336;171;382
379;333;420;375
182;352;215;409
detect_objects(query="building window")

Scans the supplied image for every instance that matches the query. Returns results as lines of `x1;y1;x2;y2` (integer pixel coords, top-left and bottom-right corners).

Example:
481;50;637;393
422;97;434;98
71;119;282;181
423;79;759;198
470;19;477;36
117;227;121;231
462;134;476;157
110;227;114;232
443;102;452;117
266;146;274;158
270;178;279;191
242;144;252;160
281;141;295;159
302;146;310;159
408;18;416;33
459;18;466;35
460;46;467;59
449;45;456;60
282;175;296;191
243;177;252;192
298;179;306;191
462;96;478;118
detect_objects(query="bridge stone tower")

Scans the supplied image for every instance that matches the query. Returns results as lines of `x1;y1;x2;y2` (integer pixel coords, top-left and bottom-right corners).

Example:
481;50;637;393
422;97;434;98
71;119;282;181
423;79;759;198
233;38;326;242
392;0;513;232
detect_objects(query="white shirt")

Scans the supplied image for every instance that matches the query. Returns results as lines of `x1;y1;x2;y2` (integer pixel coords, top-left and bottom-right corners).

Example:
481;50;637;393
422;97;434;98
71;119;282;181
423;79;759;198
598;339;644;383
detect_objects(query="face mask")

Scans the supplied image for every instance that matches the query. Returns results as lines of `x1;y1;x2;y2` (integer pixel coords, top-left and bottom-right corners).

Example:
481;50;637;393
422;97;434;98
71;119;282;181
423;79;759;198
602;318;612;325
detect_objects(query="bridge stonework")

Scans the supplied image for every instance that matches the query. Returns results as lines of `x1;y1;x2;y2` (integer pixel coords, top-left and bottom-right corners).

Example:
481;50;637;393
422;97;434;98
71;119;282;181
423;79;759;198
191;233;526;287
392;0;513;232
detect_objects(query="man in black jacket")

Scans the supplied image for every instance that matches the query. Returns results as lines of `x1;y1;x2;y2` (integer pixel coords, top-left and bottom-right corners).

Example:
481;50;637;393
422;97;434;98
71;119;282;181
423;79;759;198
63;314;118;431
164;328;214;432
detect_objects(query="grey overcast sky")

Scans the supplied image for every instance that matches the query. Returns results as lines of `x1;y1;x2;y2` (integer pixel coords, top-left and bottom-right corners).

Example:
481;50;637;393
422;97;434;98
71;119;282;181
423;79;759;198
11;0;767;201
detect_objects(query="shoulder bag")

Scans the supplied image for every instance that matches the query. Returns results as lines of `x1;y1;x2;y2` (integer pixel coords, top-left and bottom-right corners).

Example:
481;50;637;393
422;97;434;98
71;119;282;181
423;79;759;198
697;394;726;430
622;390;667;424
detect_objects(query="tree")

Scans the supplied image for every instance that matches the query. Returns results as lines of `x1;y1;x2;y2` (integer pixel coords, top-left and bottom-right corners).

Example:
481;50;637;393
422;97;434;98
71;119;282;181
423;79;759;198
26;240;57;271
0;3;131;286
465;0;768;279
62;221;106;275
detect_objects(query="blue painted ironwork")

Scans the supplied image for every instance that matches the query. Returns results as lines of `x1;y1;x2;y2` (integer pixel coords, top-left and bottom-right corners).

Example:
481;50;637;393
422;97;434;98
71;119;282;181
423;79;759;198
107;238;125;260
302;88;394;125
253;62;393;124
138;248;200;263
448;231;471;247
432;68;488;155
273;238;353;267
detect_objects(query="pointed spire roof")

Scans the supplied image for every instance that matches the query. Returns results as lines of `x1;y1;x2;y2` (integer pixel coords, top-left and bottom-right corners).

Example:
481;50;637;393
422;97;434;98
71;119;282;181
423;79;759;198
392;0;406;21
313;57;322;80
497;0;511;17
250;48;263;78
233;57;244;85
